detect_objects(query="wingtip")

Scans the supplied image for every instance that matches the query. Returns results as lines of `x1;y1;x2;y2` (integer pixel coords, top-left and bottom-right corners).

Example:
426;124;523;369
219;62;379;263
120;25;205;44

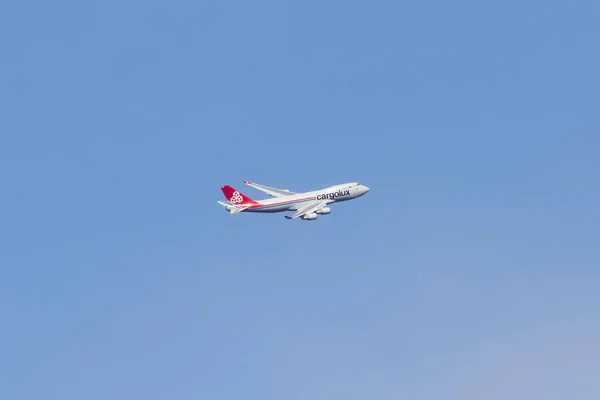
243;180;251;184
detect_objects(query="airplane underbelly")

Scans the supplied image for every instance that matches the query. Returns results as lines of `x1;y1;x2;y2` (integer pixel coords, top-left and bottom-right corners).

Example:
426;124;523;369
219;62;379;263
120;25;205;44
248;205;289;213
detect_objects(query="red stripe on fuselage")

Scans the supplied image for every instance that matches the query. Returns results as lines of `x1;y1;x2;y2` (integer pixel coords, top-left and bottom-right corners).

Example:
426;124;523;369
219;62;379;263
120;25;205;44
247;196;316;209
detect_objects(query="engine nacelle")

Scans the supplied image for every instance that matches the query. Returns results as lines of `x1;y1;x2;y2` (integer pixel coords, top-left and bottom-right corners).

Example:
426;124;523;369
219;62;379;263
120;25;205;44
316;207;331;215
302;212;318;220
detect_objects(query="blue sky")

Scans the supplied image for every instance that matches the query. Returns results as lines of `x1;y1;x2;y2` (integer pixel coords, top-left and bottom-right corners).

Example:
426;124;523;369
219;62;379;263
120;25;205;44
1;0;599;399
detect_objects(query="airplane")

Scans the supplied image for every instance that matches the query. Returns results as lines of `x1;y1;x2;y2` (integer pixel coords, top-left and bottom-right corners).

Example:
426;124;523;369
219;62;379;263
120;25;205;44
217;180;369;220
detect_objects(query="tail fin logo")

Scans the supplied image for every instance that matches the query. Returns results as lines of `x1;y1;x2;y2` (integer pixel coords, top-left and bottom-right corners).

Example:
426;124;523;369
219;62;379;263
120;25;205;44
229;191;244;204
221;185;257;205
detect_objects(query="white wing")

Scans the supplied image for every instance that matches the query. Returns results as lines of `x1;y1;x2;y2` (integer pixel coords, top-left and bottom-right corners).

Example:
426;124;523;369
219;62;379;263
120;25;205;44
287;200;329;219
243;180;297;197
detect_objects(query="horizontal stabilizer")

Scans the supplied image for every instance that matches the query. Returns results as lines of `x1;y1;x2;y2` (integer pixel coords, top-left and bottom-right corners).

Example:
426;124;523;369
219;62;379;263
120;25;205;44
217;200;247;214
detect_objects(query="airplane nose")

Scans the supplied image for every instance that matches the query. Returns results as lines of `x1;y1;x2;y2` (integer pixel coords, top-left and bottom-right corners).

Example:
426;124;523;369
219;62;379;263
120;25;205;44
362;185;369;193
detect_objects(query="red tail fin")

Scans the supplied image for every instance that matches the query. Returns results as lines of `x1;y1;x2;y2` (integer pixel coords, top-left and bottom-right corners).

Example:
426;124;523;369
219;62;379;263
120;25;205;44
221;185;258;205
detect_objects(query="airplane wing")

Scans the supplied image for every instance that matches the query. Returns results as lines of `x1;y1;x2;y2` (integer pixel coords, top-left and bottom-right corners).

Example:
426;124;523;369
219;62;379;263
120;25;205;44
243;180;297;197
285;200;329;219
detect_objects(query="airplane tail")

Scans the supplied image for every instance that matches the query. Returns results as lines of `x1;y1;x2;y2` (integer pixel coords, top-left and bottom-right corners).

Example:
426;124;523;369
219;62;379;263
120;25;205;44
220;185;258;206
217;200;246;214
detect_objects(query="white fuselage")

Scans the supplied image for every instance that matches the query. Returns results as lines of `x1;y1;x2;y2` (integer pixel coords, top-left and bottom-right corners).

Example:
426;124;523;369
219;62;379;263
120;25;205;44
236;182;369;213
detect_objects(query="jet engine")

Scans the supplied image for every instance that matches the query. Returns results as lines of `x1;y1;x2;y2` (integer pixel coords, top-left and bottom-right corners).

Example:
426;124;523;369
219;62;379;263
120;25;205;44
302;212;318;220
316;207;331;215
